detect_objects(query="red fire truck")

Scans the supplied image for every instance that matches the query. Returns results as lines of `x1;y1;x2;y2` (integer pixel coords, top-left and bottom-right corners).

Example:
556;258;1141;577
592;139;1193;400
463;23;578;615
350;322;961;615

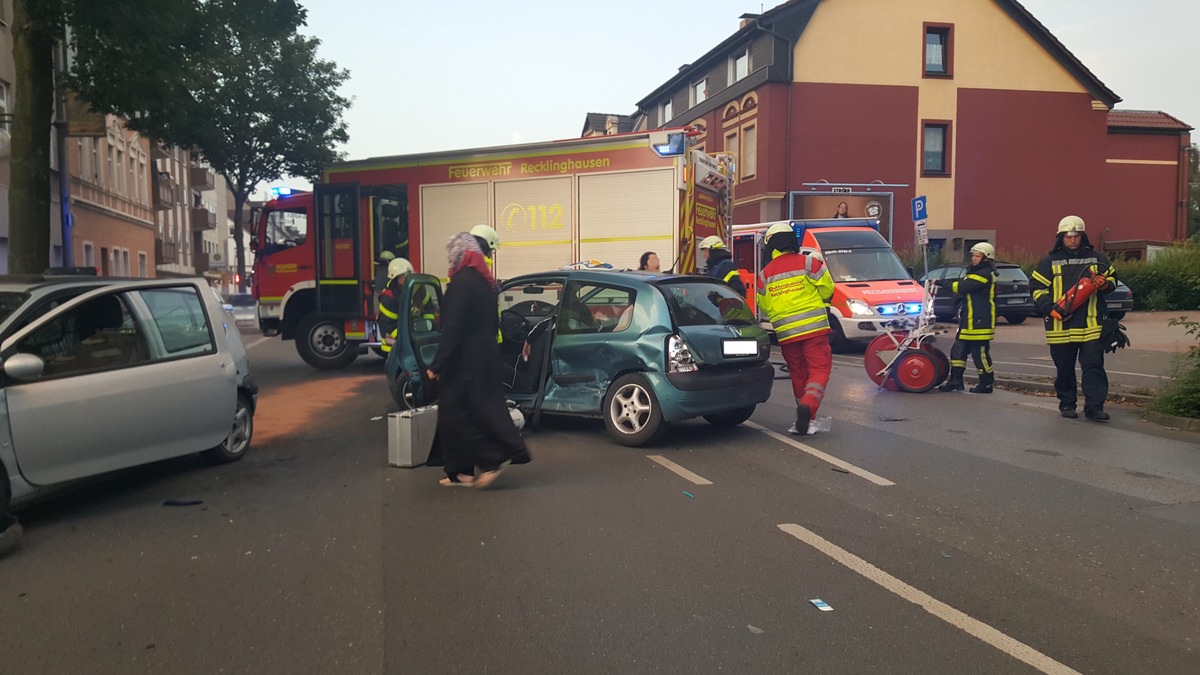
250;131;733;368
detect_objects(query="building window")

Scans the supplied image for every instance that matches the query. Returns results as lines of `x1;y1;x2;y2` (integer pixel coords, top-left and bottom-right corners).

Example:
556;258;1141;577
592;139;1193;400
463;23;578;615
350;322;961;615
742;124;757;179
924;23;953;77
662;98;672;124
724;130;739;177
0;81;8;116
91;140;101;183
731;49;749;83
83;242;95;267
922;121;951;176
692;78;707;106
122;249;131;276
139;252;147;277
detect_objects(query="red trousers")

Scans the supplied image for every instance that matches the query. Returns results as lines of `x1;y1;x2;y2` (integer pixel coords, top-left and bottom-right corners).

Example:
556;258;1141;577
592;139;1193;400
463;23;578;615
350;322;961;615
780;335;833;419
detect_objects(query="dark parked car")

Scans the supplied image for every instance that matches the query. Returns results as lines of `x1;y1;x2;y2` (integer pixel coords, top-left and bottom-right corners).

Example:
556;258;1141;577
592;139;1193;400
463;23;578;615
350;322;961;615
920;262;1034;324
385;269;775;446
1103;280;1133;320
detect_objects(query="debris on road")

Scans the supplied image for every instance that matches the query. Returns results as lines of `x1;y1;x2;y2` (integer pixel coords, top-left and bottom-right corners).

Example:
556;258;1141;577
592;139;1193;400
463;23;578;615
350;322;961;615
162;500;203;507
810;598;833;611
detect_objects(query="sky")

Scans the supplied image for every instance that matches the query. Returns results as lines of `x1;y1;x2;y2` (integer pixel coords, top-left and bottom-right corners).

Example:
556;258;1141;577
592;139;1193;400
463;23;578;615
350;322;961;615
293;0;1197;169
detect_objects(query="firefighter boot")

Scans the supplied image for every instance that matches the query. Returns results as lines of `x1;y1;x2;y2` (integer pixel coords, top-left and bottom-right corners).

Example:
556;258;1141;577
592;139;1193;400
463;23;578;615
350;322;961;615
938;367;965;392
969;371;994;394
788;404;811;435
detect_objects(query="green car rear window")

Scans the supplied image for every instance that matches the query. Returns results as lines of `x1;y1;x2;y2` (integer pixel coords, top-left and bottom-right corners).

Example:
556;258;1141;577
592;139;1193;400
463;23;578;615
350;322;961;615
658;282;755;327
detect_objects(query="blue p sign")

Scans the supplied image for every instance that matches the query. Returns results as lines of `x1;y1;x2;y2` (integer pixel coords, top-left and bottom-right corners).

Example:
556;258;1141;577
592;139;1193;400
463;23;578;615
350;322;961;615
912;196;928;222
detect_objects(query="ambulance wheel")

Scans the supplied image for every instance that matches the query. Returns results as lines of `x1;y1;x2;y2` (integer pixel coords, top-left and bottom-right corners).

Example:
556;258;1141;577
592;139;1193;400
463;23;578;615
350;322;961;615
827;314;851;353
703;405;756;427
863;333;903;391
921;343;950;386
296;314;358;369
891;349;939;393
603;374;665;447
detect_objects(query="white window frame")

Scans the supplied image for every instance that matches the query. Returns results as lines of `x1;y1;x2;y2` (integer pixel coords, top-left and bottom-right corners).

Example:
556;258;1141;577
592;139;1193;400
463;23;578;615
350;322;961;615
731;49;749;83
691;78;707;106
138;252;148;278
83;241;95;267
662;98;672;124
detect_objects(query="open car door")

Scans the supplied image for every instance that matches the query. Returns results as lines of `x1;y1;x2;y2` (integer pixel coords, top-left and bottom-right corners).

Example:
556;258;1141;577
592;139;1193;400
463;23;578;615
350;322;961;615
390;274;443;408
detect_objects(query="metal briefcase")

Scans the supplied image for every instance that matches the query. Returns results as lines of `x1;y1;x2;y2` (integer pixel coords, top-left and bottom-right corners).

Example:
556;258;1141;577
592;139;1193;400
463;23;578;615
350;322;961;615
388;405;438;468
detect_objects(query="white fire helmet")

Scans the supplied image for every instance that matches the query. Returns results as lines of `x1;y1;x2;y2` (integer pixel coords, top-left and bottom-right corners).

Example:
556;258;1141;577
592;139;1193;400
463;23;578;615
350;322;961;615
470;224;500;252
387;257;414;281
698;235;726;250
1057;215;1085;234
970;242;995;260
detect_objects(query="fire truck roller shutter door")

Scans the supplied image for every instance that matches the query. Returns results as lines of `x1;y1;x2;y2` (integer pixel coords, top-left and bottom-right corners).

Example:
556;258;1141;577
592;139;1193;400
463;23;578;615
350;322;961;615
493;176;573;279
578;169;676;269
420;183;489;282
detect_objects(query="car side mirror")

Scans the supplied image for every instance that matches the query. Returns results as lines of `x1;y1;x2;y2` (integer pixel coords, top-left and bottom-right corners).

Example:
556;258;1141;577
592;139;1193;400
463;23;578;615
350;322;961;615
3;352;46;380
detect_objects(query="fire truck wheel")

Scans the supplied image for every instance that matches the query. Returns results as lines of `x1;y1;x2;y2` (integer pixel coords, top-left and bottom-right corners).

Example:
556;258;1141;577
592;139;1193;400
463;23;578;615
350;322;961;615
296;314;359;369
603;374;665;447
703;405;756;427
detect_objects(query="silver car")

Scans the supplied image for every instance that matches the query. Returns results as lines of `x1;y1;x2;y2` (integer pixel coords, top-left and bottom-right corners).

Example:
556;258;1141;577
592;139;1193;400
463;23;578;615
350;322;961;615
0;273;257;555
226;292;258;328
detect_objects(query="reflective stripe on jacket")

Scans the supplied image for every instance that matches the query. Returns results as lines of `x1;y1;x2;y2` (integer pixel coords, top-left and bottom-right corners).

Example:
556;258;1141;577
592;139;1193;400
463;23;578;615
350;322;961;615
950;263;996;341
1030;250;1115;344
756;251;834;344
377;287;399;352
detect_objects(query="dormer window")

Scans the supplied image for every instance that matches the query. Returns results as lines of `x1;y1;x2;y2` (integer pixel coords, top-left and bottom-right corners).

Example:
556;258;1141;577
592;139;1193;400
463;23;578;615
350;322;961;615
662;98;673;124
731;49;749;83
692;79;708;106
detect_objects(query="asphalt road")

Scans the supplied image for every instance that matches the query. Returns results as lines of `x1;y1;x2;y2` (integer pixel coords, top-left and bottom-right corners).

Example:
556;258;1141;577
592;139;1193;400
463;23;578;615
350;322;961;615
2;324;1198;674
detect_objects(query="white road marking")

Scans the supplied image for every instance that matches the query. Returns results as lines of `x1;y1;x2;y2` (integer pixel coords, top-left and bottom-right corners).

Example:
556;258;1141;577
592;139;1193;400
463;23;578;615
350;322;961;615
778;524;1081;675
244;336;272;350
746;422;895;487
647;455;713;485
990;361;1168;379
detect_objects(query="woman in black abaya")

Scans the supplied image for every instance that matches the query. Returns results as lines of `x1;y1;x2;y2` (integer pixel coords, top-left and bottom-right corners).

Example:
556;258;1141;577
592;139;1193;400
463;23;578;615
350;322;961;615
426;232;530;488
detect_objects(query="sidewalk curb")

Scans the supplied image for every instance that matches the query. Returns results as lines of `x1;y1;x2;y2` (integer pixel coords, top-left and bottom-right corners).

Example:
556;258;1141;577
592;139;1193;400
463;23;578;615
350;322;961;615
1142;411;1200;433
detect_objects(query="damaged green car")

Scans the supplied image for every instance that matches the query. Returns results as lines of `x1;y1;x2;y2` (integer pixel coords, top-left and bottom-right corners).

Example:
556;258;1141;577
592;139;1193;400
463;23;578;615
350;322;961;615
386;268;774;446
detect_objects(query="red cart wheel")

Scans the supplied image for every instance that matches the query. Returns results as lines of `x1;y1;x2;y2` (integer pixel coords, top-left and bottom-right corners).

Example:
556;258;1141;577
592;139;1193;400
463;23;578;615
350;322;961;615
891;349;939;393
920;342;949;387
863;332;906;391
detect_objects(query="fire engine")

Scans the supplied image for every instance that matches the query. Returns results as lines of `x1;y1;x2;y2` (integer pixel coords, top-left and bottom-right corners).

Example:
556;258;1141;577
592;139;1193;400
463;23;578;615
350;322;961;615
249;130;734;369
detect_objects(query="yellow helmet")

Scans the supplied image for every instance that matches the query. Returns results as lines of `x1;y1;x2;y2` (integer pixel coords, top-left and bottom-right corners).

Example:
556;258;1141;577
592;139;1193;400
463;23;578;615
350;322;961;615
387;257;414;281
1057;215;1085;234
765;223;794;239
470;224;500;252
698;235;726;250
970;242;995;259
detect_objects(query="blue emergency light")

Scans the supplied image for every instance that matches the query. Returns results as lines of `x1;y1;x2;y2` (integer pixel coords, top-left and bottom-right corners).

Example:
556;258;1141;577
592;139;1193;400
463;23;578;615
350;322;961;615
270;186;294;198
650;132;686;157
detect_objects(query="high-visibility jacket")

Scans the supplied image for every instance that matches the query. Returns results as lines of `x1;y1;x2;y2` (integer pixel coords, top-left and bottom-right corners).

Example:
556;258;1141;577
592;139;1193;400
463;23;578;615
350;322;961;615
949;261;997;341
377;283;401;353
1030;247;1115;344
757;251;835;344
706;248;746;295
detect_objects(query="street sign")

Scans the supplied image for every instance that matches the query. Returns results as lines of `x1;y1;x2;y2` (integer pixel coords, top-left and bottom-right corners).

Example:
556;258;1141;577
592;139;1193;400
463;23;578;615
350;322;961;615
915;220;929;246
831;187;852;194
911;196;928;222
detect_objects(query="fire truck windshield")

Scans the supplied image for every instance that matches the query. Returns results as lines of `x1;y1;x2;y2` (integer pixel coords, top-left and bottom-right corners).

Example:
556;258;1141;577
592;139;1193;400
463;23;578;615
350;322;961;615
263;209;308;250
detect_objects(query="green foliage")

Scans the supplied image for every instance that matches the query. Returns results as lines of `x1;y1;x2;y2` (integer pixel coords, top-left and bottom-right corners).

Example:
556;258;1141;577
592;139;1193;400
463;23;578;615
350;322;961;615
1148;316;1200;419
1114;242;1200;311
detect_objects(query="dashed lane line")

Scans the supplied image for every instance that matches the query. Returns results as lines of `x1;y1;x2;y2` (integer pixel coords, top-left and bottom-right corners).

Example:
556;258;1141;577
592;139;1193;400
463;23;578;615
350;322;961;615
778;524;1081;675
746;422;895;487
244;336;272;350
647;455;713;485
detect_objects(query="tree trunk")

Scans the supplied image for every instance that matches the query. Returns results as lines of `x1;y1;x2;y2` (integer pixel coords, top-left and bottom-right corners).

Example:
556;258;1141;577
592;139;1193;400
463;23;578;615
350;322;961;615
9;0;56;274
233;190;248;293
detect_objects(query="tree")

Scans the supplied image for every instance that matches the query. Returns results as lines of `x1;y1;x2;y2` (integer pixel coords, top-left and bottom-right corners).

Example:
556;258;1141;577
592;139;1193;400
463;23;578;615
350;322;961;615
8;0;350;283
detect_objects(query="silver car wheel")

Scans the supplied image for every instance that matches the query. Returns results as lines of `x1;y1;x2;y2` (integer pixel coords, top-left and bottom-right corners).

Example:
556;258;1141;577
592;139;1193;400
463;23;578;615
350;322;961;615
222;399;253;456
609;382;653;435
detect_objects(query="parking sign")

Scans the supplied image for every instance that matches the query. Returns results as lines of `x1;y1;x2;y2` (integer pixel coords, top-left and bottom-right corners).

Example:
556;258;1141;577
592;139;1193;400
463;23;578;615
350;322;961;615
911;196;928;222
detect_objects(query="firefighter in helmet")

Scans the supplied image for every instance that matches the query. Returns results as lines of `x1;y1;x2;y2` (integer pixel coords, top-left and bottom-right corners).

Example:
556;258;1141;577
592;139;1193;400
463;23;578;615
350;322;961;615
699;235;746;295
936;242;998;393
757;223;835;435
377;257;414;353
1030;215;1116;420
469;224;505;344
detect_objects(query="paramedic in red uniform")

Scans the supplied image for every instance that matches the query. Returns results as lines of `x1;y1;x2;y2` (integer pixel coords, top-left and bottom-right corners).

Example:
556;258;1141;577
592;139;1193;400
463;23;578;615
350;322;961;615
757;223;835;435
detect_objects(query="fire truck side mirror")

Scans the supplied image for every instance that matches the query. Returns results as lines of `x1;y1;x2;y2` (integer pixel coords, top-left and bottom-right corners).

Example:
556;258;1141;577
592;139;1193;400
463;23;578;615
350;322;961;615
248;206;262;252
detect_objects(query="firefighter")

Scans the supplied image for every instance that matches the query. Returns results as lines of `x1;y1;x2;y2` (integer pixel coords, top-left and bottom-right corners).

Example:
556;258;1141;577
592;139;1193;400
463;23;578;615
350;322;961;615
1030;215;1116;421
699;235;746;295
377;257;414;353
469;224;505;344
936;242;998;393
757;223;835;435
